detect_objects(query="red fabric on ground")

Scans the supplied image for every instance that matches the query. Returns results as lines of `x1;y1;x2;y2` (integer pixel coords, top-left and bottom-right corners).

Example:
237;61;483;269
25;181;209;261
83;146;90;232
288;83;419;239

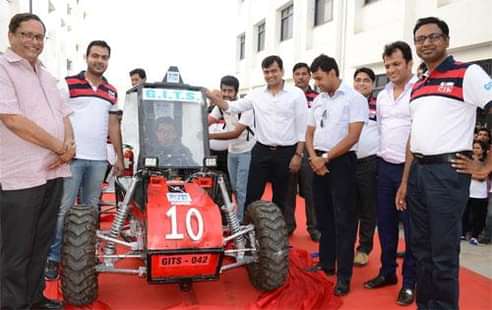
251;248;342;310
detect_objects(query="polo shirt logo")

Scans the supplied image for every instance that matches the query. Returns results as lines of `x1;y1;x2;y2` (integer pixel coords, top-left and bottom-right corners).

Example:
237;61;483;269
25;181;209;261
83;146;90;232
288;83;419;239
438;81;455;94
485;81;492;91
108;90;116;98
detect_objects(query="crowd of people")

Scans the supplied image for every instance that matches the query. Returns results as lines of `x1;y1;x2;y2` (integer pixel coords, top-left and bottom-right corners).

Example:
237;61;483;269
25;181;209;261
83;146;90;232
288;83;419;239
1;12;492;310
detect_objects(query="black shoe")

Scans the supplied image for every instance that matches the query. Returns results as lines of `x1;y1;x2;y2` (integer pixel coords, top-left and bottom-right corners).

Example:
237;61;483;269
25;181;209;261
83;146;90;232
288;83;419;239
44;260;59;280
364;274;398;289
31;297;63;310
334;278;350;296
309;230;321;242
396;288;415;306
306;263;335;276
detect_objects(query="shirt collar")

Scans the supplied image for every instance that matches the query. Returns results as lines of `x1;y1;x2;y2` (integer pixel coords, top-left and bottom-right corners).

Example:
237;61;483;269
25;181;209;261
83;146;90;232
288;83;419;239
77;70;108;84
320;80;347;98
384;74;418;92
4;48;44;68
433;55;455;72
264;80;287;93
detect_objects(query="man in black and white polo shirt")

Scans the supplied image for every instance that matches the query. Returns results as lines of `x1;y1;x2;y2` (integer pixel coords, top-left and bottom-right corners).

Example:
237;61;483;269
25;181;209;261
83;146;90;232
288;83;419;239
396;17;492;310
45;40;124;279
352;67;378;267
206;55;308;219
305;54;368;296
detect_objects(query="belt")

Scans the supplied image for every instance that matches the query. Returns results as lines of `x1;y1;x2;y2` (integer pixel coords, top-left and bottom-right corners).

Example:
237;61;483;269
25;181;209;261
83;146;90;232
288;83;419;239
357;154;377;163
256;142;296;150
412;151;472;165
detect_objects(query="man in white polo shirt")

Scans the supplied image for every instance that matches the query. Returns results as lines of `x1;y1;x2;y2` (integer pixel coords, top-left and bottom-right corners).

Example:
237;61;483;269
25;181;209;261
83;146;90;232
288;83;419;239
363;41;417;306
45;40;124;279
397;17;492;310
305;54;367;296
352;67;378;267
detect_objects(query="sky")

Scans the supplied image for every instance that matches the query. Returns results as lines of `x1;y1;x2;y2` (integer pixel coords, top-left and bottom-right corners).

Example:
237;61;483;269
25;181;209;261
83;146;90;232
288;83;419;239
85;0;238;94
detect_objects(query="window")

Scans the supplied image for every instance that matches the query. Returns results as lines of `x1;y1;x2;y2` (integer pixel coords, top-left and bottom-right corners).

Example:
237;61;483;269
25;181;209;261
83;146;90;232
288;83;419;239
60;18;65;27
373;73;388;96
474;58;492;77
280;4;293;41
314;0;333;26
48;0;55;13
67;4;72;15
256;22;265;52
238;33;246;60
66;59;72;71
364;0;380;5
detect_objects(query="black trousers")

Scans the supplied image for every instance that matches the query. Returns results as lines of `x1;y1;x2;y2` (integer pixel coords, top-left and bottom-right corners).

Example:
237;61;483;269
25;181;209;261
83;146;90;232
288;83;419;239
0;178;63;309
284;154;317;233
313;152;357;281
407;161;470;310
354;155;377;254
245;143;296;212
463;197;488;238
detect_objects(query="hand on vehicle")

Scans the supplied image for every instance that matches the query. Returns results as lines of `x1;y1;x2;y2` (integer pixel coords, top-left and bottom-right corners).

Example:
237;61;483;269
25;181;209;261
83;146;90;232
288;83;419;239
205;89;223;105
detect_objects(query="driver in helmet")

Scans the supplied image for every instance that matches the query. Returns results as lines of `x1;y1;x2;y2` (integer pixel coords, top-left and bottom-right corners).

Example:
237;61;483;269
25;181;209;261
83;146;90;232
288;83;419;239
153;117;196;166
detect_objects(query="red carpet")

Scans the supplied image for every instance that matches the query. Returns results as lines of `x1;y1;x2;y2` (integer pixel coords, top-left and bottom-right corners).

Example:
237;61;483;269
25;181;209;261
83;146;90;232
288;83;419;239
44;185;492;309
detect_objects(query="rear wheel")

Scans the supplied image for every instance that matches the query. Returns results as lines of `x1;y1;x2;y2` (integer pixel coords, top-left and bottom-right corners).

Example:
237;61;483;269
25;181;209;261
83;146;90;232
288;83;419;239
61;204;98;305
245;200;289;291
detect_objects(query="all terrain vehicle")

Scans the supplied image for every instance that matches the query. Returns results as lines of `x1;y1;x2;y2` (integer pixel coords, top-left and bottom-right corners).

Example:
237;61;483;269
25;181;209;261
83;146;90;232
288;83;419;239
60;68;289;305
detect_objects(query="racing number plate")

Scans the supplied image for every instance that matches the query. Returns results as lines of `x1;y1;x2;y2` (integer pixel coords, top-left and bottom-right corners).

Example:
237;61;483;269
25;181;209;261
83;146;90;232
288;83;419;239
166;192;192;205
159;254;211;267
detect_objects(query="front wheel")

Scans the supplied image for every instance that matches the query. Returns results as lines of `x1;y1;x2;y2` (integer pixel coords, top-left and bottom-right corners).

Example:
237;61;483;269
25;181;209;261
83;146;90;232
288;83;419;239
245;200;289;291
61;204;99;305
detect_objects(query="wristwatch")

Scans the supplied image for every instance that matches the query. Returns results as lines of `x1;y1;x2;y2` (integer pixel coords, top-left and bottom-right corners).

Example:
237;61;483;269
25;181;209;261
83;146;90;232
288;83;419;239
321;152;329;160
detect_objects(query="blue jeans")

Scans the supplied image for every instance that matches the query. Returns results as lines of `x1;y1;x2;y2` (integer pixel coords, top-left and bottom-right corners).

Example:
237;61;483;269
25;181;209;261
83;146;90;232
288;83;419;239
227;151;251;221
47;159;107;263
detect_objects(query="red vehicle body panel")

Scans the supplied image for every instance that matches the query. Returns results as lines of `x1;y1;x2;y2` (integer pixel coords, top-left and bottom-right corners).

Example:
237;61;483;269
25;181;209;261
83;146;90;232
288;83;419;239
145;176;224;281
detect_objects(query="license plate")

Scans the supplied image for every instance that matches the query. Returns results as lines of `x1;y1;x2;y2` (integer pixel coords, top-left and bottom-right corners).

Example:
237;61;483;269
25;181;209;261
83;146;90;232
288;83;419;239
159;254;211;267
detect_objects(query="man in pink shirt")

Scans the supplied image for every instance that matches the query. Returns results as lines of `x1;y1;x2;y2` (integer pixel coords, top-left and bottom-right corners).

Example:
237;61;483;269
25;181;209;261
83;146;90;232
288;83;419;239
0;13;74;309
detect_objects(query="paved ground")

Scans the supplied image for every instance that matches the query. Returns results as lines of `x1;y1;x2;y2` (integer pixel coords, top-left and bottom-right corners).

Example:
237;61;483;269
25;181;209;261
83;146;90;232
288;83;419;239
460;240;492;278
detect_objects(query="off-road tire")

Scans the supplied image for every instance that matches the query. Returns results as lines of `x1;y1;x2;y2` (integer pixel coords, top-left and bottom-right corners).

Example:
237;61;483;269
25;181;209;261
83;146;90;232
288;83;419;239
61;204;98;305
245;200;289;291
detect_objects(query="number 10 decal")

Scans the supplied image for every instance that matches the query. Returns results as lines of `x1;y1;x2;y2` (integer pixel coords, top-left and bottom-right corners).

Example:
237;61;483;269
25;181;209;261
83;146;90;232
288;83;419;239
165;206;204;241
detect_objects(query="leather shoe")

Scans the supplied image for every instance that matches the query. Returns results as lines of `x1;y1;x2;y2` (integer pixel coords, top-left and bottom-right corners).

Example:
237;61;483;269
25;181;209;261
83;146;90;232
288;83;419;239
364;274;398;289
306;262;335;276
31;297;63;309
396;288;415;306
334;278;350;296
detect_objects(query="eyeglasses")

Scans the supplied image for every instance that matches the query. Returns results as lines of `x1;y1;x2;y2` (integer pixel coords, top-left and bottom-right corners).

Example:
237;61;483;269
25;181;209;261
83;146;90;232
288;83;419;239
17;31;45;42
414;33;445;45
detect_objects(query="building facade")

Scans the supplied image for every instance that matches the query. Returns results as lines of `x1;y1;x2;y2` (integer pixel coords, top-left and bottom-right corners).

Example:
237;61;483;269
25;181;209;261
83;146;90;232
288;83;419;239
234;0;492;93
0;0;88;80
